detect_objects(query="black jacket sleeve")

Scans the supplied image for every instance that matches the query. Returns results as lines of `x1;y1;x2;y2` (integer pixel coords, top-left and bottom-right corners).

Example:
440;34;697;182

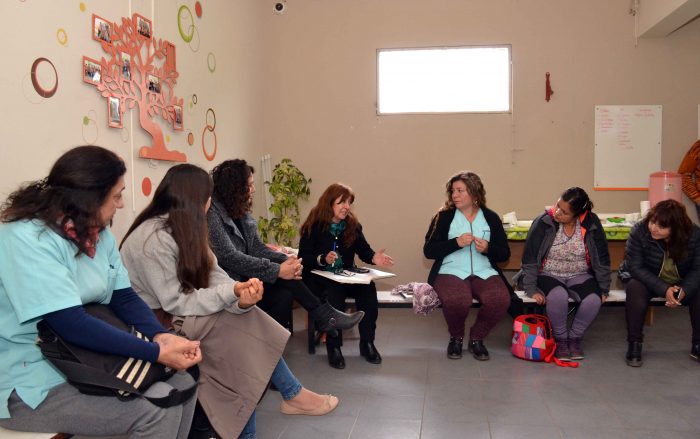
423;211;460;260
353;225;376;265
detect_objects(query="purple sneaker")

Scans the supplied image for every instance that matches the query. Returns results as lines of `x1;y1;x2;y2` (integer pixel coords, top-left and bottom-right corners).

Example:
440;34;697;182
554;338;571;361
569;338;584;360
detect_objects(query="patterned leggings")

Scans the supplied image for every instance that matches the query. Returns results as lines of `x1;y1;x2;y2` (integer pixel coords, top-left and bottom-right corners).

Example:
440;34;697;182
433;274;510;340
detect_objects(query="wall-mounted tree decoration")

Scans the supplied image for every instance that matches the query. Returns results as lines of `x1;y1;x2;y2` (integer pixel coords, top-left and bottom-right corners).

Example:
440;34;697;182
84;13;186;162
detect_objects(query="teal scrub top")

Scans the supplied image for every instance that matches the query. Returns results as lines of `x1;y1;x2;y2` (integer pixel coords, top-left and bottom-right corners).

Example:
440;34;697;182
438;209;497;280
0;220;131;418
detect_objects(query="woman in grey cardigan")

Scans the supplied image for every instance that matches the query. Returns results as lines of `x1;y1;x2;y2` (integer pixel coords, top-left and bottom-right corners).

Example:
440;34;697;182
121;164;338;439
208;159;363;335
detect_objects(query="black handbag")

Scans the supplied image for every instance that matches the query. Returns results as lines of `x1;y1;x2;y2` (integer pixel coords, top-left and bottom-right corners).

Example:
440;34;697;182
37;304;198;408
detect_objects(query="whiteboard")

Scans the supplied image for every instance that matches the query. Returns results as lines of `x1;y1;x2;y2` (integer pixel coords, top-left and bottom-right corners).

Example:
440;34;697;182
594;105;662;190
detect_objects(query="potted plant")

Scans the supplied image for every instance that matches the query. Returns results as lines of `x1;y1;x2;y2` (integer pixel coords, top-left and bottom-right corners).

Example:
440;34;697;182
258;158;312;247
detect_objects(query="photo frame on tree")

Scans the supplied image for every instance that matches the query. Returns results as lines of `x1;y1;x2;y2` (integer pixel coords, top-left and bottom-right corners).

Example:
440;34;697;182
134;14;152;40
173;105;183;131
83;56;102;85
92;14;113;45
108;97;122;128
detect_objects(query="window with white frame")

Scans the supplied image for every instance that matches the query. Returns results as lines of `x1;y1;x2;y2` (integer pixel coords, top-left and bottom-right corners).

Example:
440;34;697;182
377;46;511;114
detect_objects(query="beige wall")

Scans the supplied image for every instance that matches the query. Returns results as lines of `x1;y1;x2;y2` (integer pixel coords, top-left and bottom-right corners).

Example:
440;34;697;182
0;0;264;239
256;0;700;286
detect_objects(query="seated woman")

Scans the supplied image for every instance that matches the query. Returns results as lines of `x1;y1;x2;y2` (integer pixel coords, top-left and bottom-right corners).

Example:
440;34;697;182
207;159;363;334
0;146;201;438
299;183;394;369
121;164;337;439
518;187;610;361
424;171;511;361
620;199;700;367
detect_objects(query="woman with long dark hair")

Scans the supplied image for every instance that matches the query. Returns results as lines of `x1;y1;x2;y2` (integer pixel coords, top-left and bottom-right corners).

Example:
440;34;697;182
620;199;700;367
299;183;394;369
424;172;511;361
121;164;338;439
207;159;363;336
516;187;610;361
0;146;201;438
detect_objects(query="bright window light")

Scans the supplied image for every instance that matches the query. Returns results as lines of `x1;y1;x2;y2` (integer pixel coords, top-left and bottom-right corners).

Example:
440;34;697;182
377;46;511;114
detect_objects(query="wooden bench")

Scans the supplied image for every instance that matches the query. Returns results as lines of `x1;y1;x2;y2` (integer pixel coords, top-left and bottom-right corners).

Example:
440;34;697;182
306;289;667;354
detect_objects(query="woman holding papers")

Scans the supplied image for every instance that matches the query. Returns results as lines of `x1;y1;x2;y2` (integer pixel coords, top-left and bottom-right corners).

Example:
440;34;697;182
516;187;610;362
299;183;395;369
424;171;511;361
207;159;363;334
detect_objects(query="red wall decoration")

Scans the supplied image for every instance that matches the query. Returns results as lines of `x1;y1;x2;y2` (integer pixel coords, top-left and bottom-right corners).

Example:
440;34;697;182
84;13;187;162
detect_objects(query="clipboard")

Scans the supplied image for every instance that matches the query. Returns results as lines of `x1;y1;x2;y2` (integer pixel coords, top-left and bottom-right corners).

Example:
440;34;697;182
311;268;396;285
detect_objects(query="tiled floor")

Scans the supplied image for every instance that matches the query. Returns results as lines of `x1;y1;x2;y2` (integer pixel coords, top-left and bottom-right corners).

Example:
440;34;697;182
255;306;700;439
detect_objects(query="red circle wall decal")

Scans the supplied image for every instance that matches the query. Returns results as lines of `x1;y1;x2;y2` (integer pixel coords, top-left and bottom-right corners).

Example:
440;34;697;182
142;177;152;197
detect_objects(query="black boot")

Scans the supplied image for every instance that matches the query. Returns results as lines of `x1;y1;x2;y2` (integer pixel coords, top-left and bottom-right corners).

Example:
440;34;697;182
327;346;346;369
447;337;463;359
467;340;489;361
691;343;700;362
310;302;364;336
626;341;643;367
359;341;382;364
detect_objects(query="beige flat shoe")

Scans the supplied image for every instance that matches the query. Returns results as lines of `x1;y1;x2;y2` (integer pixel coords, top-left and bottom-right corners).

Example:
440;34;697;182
280;394;339;416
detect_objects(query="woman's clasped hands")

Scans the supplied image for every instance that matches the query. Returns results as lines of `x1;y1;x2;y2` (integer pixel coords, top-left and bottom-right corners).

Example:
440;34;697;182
153;332;202;370
234;277;264;308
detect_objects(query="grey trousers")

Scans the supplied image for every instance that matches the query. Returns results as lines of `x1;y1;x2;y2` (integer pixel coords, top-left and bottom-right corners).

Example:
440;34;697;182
0;372;196;439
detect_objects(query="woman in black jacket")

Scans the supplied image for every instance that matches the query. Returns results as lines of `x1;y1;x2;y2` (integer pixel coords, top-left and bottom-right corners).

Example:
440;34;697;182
299;183;394;370
620;199;700;367
424;171;511;361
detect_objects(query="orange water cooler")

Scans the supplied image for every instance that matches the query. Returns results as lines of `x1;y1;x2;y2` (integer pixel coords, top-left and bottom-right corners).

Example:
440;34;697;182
648;171;682;207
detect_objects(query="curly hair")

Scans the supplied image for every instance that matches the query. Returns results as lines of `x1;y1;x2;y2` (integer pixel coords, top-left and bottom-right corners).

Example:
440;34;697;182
442;171;487;210
211;159;254;220
643;199;693;262
301;183;359;247
1;145;126;256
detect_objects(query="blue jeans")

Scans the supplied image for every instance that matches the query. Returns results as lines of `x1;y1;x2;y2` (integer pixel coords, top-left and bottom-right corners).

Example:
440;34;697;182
239;358;302;439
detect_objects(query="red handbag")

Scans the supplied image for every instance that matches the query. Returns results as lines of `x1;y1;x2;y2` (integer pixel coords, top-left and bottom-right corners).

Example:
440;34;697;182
511;314;578;368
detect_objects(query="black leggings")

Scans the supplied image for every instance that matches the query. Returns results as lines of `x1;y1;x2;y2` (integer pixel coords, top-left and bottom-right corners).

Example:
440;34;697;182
257;279;322;329
625;278;700;344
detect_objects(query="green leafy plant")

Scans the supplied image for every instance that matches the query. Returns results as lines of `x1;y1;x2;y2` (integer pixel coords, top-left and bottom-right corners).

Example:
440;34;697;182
258;158;312;247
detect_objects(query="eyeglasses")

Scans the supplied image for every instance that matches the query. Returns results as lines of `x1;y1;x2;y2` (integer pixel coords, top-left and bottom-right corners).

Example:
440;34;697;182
333;269;355;277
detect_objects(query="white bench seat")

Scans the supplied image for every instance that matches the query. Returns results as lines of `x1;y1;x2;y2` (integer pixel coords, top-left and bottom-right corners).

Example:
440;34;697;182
0;427;69;438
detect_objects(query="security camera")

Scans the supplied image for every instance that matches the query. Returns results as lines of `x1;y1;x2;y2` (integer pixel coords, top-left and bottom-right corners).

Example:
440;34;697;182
274;2;286;14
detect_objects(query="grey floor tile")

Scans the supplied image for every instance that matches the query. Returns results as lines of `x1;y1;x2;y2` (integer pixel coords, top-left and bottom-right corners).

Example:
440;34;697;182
349;418;421;439
420;420;491;439
276;414;357;439
489;423;563;439
356;393;424;420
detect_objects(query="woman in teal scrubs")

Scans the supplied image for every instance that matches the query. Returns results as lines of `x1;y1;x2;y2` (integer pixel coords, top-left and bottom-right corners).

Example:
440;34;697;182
0;146;201;438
